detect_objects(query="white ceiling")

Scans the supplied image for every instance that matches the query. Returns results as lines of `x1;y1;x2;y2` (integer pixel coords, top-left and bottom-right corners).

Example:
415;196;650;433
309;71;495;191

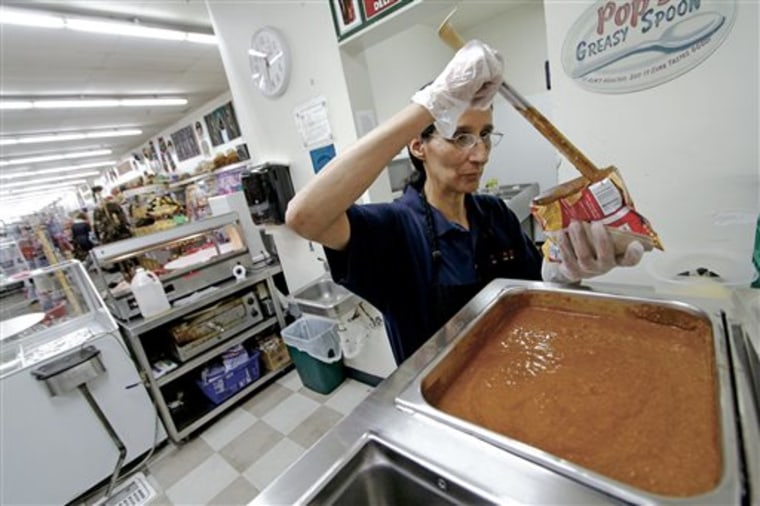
0;0;533;210
0;0;227;191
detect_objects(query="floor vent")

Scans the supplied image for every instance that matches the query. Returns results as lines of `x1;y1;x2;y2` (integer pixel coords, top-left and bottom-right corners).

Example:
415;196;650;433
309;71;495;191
94;472;156;506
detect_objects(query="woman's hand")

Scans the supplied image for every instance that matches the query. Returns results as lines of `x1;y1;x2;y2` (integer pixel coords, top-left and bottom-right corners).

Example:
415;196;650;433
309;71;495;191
411;40;503;137
542;221;644;283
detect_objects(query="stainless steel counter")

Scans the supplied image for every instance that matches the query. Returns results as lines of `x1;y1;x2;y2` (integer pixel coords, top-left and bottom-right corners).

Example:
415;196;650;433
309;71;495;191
251;280;759;505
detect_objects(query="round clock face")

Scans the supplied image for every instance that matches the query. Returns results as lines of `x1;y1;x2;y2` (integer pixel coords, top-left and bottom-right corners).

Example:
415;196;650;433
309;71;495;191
248;27;290;98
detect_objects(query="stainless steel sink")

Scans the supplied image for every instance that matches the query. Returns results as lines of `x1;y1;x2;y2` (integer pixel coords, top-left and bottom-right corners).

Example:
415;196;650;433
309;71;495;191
291;275;359;318
307;436;495;505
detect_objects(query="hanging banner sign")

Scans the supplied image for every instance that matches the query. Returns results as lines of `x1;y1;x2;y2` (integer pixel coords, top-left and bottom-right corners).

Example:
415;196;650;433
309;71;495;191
561;0;736;94
330;0;413;41
363;0;401;20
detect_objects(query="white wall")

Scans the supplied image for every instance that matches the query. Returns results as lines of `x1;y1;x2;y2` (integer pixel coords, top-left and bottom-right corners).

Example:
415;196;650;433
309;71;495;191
462;2;549;96
206;1;359;292
543;1;759;285
357;2;556;198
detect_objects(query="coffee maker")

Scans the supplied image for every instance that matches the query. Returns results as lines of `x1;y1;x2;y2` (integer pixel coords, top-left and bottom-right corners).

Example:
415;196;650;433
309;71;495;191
241;163;295;225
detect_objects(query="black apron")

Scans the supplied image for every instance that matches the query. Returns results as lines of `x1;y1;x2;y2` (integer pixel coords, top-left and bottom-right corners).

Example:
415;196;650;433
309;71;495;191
422;191;524;332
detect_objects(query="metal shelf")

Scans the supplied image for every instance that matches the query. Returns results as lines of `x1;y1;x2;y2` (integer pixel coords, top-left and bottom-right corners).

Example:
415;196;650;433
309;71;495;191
156;316;278;387
118;264;281;335
174;362;293;440
116;266;288;443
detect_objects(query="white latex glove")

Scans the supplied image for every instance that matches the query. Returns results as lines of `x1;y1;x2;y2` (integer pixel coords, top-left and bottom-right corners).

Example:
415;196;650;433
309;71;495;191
542;221;645;283
411;40;503;138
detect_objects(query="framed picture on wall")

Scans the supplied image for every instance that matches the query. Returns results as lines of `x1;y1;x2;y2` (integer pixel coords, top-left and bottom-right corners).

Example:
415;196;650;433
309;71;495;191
330;0;363;39
204;102;242;147
171;125;201;161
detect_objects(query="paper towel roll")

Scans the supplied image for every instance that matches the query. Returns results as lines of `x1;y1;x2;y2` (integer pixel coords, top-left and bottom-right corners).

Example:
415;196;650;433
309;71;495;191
233;264;247;281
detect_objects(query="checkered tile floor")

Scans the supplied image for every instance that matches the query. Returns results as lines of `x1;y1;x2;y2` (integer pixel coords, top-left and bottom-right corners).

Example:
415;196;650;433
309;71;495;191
84;369;374;505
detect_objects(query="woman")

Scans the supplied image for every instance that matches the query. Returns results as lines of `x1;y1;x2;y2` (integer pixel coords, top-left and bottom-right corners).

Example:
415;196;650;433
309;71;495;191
286;41;643;364
70;212;93;262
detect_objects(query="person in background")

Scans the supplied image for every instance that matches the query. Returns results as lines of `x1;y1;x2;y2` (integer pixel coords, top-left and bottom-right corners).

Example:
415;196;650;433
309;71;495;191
286;40;645;365
70;212;94;265
92;186;133;245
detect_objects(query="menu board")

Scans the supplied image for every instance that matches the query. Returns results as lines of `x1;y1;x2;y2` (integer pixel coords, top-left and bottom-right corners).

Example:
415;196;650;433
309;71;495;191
330;0;414;41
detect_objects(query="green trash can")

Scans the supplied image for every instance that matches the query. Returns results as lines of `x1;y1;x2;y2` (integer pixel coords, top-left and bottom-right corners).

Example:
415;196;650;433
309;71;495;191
282;315;345;394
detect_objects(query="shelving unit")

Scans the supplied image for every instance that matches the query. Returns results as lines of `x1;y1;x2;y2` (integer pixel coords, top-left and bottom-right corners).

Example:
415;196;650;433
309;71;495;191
118;269;292;443
92;213;293;443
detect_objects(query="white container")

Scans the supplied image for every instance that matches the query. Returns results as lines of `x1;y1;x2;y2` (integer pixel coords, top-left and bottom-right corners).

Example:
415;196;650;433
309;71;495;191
131;267;170;318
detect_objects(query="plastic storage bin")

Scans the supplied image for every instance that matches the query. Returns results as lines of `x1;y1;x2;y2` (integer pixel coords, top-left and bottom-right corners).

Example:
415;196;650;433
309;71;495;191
282;315;345;394
197;350;261;405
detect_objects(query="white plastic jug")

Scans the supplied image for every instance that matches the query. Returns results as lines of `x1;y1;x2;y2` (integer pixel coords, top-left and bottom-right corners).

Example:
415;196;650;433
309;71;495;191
131;267;170;318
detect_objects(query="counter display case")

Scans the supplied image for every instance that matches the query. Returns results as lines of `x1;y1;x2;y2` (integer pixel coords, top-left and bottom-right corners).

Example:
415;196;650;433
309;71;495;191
0;260;110;376
0;261;161;505
90;212;256;321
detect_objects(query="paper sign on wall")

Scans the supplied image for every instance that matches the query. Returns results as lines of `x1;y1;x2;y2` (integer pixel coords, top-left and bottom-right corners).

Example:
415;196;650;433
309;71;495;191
294;96;333;148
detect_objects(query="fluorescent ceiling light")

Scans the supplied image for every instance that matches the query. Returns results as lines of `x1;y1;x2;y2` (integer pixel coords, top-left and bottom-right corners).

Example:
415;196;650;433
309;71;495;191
2;188;76;200
0;149;111;167
119;98;186;107
0;129;141;146
1;181;86;196
0;161;115;180
0;97;187;110
0;7;216;44
0;100;33;110
67;19;185;40
0;8;65;28
1;172;100;189
186;33;217;45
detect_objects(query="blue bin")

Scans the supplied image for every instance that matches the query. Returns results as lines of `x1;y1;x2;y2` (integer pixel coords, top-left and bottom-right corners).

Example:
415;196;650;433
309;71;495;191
197;350;261;405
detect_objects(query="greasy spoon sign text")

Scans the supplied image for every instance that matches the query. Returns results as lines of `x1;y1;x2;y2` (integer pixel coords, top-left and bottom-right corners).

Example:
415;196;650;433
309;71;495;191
561;0;736;93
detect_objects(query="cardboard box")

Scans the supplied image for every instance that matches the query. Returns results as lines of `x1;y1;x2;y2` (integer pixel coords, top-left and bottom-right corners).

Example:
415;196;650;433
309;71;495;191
259;335;292;372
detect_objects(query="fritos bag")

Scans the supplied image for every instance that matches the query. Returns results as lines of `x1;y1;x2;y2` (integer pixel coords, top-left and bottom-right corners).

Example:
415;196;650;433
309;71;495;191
531;166;663;262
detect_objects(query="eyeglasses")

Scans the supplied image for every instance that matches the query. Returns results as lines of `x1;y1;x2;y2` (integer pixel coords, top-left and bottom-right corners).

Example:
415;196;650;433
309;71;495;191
433;131;504;150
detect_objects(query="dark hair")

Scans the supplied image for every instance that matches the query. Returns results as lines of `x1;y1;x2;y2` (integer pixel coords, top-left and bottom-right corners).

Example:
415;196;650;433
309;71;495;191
405;123;436;190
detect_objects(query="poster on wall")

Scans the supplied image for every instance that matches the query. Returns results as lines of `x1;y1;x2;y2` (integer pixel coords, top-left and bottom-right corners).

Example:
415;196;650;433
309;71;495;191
171;125;201;161
561;0;737;94
204;102;242;147
194;120;212;157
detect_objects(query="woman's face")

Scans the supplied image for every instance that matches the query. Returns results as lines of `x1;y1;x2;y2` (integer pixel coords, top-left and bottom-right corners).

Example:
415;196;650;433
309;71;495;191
411;108;494;195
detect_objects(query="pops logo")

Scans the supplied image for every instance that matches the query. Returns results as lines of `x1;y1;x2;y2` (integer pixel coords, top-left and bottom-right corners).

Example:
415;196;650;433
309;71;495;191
561;0;736;93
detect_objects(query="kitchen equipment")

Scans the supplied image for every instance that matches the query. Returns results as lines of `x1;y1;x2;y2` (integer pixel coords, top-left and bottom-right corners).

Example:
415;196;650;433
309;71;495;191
308;434;497;505
168;291;263;362
396;283;742;504
0;261;162;505
91;213;256;321
251;279;758;506
241;163;295;225
32;346;126;499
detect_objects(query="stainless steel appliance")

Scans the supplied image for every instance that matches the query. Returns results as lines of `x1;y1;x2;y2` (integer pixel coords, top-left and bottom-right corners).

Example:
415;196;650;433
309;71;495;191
168;291;263;362
250;280;759;506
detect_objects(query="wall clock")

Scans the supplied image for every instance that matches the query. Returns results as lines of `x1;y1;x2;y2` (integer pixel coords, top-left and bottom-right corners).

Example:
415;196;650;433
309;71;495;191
248;26;291;98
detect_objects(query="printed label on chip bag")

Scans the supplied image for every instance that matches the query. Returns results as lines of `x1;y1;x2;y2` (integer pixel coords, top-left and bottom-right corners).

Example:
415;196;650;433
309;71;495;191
531;166;663;262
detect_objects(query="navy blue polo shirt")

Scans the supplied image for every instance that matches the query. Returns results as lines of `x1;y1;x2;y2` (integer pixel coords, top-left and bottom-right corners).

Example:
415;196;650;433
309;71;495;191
325;186;542;365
